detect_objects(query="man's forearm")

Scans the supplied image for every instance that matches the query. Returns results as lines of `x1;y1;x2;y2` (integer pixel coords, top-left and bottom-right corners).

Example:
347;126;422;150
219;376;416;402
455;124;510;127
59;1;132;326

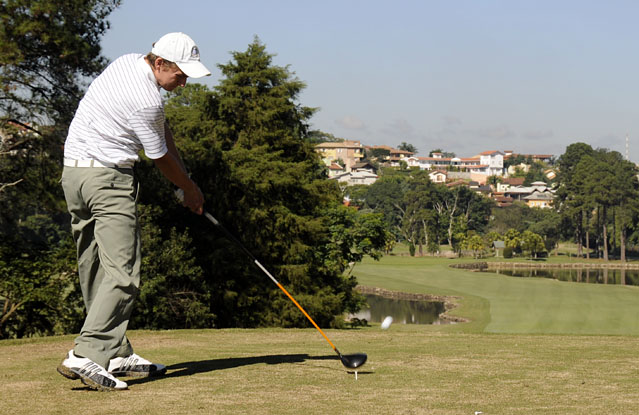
153;152;196;191
156;121;204;214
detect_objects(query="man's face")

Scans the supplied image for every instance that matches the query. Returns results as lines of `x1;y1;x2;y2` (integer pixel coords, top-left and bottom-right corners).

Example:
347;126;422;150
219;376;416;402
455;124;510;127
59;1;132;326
154;59;188;91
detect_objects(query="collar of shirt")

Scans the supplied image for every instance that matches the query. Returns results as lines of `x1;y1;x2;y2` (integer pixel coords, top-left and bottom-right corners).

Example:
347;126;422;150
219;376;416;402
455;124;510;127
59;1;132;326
137;55;161;91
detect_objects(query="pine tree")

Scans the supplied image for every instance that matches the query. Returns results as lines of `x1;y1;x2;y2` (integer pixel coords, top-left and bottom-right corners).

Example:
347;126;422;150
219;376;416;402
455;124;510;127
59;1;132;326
144;38;387;328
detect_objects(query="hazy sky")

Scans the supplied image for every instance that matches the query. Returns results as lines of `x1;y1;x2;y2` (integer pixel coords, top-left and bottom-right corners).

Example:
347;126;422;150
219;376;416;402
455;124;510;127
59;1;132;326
101;0;639;161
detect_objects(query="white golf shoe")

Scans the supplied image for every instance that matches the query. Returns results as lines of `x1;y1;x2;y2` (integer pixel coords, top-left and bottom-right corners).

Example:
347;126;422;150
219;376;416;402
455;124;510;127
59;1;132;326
108;353;167;378
57;350;128;391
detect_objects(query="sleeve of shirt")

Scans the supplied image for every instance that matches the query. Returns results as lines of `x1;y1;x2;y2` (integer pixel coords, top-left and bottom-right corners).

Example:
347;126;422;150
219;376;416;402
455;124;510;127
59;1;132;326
129;106;168;159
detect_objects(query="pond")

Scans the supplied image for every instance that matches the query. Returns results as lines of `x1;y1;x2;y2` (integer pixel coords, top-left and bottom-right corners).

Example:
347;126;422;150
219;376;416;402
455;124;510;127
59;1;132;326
349;293;449;325
481;267;639;286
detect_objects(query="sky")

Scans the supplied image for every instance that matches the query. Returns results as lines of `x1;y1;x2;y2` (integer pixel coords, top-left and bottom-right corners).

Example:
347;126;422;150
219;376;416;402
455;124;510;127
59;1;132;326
100;0;639;161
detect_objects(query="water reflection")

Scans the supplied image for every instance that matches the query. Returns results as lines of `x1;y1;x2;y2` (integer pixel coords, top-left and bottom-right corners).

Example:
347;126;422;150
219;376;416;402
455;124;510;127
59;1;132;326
484;267;639;285
349;294;447;325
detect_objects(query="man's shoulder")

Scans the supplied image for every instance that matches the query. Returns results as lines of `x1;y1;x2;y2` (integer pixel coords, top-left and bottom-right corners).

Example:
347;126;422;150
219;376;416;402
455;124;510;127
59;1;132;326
96;54;160;103
113;53;144;63
106;53;145;72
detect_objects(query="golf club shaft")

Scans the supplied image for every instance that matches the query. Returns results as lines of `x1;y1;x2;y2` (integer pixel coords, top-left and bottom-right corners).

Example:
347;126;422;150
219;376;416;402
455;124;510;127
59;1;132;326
201;211;340;355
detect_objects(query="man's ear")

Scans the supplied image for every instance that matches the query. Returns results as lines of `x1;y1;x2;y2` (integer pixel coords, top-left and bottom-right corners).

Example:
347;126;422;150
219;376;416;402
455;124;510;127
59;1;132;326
154;57;165;70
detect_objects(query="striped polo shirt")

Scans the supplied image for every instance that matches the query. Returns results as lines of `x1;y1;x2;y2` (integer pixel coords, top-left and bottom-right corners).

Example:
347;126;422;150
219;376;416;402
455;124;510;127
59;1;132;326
64;53;168;165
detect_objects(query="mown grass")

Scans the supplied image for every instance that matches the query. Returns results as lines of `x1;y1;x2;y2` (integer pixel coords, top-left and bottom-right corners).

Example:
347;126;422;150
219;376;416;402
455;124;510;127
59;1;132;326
3;328;639;414
2;253;639;414
355;254;639;335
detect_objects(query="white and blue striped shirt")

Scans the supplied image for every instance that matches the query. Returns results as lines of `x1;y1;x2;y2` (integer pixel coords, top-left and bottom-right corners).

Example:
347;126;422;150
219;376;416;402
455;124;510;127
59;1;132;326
65;54;168;164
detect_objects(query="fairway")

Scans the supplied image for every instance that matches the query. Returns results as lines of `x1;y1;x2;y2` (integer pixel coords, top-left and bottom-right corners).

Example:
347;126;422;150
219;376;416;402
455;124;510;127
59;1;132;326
354;255;639;335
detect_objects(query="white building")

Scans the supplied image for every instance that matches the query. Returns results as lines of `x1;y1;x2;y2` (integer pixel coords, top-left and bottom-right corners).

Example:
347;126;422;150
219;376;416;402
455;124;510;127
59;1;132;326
428;170;447;183
477;151;504;176
330;170;379;186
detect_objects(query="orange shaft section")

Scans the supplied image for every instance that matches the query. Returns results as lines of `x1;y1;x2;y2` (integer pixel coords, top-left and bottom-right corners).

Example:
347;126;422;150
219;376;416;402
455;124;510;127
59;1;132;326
276;282;338;353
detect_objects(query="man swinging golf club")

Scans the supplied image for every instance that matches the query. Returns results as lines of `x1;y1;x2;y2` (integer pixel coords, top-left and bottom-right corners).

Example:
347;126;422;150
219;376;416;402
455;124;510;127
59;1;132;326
58;32;209;391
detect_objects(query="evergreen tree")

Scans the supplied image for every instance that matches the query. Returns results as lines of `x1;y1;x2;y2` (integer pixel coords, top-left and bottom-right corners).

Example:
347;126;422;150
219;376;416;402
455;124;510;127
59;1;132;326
555;143;595;257
610;157;639;261
136;38;387;329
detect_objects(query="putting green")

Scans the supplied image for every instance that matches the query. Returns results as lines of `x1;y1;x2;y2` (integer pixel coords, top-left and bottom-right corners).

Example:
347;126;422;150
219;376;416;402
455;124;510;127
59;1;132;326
354;255;639;335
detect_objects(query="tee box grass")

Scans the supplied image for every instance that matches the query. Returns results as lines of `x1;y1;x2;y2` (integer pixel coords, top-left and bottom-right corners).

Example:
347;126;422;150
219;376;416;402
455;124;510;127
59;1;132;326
2;253;639;414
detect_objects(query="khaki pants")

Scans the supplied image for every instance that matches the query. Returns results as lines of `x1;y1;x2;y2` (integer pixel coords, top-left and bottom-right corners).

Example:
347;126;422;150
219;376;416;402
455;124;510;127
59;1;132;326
61;166;140;368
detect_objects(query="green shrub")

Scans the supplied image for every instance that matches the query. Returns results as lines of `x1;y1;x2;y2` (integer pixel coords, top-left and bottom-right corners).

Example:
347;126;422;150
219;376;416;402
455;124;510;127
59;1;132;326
503;246;513;258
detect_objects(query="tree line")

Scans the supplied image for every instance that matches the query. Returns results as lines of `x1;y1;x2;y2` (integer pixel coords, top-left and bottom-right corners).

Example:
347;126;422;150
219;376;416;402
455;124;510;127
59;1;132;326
555;143;639;261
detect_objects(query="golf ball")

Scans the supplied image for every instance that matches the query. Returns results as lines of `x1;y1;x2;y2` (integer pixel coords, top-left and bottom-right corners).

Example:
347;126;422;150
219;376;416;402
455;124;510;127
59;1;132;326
381;316;393;330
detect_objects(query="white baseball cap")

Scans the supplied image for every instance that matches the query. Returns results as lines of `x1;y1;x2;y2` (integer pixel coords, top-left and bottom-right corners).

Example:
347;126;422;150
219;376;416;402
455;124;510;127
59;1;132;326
151;32;211;78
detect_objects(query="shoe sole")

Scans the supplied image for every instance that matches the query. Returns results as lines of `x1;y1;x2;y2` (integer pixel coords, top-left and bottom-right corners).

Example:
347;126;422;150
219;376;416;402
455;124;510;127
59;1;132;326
78;375;123;392
57;364;80;380
57;364;125;392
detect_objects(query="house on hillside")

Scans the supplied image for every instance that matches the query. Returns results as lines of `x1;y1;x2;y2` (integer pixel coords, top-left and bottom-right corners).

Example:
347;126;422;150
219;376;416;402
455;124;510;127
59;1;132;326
474;185;493;196
351;161;377;174
492;193;514;207
330;170;378;186
502;181;555;208
419;151;504;180
408;152;455;170
408;154;485;172
389;149;414;166
428;170;447;183
366;145;414;166
407;156;446;170
497;177;525;192
327;162;345;178
530;181;550;188
504;152;553;164
458;157;481;170
524;190;554;208
315;140;364;172
468;164;491;175
476;151;504;176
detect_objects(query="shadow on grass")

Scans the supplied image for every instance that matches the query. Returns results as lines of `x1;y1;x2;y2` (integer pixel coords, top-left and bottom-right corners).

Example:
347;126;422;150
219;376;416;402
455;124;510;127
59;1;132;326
69;354;373;390
126;354;374;386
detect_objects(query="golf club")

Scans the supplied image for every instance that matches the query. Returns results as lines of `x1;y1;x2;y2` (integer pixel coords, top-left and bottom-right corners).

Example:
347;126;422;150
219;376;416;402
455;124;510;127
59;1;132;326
175;190;367;370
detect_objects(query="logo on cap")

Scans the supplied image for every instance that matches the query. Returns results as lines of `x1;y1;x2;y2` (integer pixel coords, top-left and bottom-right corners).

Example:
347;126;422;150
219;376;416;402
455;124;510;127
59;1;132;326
190;46;200;60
